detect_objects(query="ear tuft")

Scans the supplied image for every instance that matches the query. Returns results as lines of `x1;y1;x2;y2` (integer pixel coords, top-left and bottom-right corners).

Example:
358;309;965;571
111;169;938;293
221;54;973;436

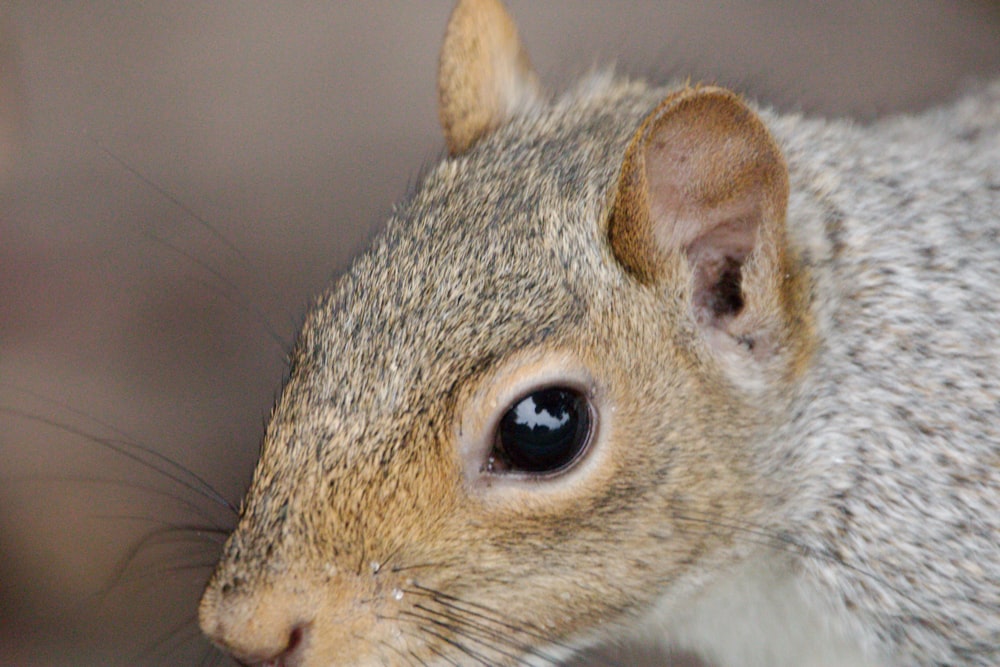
438;0;541;155
608;86;793;346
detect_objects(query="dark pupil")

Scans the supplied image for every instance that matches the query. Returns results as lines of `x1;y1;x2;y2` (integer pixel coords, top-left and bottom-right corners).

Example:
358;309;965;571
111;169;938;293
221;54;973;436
497;387;590;473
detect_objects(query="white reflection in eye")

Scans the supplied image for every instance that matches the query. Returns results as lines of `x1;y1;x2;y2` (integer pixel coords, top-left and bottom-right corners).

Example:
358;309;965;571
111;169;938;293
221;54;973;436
513;396;569;431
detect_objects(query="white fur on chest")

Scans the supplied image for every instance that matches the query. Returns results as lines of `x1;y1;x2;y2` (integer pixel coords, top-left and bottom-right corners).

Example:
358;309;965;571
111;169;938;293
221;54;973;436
641;554;889;667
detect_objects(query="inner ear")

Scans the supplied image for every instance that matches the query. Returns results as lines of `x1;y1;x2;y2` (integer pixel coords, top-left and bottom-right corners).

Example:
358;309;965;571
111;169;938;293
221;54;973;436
686;218;756;327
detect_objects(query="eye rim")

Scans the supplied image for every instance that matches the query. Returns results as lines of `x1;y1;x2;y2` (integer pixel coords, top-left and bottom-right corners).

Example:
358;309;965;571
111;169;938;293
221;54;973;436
455;351;613;497
483;383;596;479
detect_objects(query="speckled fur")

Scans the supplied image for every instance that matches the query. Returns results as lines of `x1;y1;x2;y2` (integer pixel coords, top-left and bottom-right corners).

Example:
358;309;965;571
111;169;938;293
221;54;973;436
198;2;1000;665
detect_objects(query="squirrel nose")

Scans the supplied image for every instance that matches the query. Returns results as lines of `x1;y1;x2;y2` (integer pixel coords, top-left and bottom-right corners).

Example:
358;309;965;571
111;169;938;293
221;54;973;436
199;582;311;666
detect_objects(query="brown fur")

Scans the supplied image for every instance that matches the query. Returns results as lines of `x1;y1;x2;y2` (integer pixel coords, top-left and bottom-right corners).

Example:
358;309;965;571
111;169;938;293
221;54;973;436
199;2;816;663
438;0;540;155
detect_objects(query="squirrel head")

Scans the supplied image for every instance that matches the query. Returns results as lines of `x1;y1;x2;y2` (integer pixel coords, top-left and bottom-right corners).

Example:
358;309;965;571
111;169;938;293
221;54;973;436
199;1;814;664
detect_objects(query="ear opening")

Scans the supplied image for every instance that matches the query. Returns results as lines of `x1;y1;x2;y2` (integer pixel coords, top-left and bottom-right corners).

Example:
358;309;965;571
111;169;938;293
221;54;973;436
687;218;756;330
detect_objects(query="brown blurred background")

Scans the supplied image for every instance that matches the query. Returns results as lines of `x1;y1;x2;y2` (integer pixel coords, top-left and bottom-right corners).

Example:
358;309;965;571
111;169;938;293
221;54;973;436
0;2;997;666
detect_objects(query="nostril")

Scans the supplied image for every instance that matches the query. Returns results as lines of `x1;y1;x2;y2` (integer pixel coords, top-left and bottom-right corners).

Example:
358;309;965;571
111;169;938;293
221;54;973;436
285;625;304;655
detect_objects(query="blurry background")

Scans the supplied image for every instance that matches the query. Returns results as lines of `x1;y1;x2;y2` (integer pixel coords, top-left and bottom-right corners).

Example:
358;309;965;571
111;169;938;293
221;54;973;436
1;2;998;665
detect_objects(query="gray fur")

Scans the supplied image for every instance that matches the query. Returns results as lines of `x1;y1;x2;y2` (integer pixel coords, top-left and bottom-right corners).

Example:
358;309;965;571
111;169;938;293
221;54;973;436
767;80;1000;664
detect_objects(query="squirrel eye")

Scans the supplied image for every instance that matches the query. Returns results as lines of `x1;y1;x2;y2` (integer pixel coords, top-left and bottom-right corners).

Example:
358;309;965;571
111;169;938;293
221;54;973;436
491;387;592;474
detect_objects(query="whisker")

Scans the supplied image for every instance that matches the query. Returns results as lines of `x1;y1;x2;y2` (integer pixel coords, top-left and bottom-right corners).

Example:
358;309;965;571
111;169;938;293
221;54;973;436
197;641;221;667
375;545;404;574
400;585;573;666
92;522;225;598
402;603;563;666
152;560;220;580
133;613;203;664
2;383;146;442
409;651;430;667
391;559;461;574
352;631;424;667
0;405;238;515
418;625;498;666
198;644;226;667
404;630;462;667
97;514;230;542
407;585;574;653
398;608;549;666
88;133;294;348
6;474;229;529
139;228;289;352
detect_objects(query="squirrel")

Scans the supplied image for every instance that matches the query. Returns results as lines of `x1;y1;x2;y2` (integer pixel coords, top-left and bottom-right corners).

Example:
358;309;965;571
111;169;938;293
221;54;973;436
196;1;1000;665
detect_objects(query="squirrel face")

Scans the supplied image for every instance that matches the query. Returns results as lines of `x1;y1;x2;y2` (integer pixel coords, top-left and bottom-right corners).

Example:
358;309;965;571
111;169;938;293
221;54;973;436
198;0;815;664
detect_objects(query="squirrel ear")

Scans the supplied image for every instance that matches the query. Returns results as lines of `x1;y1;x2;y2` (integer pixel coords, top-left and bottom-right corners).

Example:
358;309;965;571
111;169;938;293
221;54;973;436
609;87;792;342
438;0;541;155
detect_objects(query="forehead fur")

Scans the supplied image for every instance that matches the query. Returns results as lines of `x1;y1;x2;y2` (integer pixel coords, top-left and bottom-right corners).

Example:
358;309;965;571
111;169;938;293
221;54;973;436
286;76;657;427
